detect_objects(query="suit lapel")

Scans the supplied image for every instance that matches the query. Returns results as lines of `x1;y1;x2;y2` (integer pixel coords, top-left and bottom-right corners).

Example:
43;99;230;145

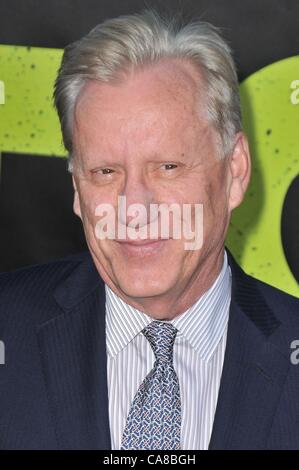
209;252;290;449
36;253;111;449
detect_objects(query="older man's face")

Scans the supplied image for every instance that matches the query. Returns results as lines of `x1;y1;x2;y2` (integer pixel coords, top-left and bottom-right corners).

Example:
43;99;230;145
72;59;248;317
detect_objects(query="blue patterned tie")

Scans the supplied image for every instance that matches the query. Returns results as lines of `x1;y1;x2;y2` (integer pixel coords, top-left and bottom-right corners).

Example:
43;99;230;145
121;321;181;450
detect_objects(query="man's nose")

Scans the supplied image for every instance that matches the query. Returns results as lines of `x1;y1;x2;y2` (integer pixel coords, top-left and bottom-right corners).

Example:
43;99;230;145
118;172;154;227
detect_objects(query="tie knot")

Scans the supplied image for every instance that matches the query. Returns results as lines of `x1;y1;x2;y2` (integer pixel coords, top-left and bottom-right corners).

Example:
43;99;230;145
142;321;178;363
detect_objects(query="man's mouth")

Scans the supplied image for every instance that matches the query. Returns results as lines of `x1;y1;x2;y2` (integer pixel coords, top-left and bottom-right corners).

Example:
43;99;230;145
115;238;171;255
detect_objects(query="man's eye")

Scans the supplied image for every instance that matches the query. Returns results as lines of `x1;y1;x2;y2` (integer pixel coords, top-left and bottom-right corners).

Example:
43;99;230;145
92;168;114;175
162;163;178;170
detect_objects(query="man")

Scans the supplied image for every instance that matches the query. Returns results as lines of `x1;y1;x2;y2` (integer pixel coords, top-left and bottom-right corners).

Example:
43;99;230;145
0;9;298;450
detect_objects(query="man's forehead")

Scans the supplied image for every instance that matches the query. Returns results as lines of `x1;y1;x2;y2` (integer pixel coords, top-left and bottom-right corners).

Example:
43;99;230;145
72;58;212;162
75;57;205;117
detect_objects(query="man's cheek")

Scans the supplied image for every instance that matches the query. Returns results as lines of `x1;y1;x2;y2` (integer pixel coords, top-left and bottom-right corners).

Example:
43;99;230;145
80;201;98;231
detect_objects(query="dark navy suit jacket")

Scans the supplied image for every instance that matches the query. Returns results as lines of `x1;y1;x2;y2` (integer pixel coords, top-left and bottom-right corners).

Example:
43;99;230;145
0;249;299;449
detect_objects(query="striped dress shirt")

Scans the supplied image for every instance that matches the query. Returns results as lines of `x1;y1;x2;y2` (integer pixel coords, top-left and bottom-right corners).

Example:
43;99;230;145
105;250;232;450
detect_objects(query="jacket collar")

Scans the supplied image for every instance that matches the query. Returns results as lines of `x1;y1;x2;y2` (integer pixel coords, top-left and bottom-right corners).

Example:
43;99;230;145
209;250;290;449
36;252;110;449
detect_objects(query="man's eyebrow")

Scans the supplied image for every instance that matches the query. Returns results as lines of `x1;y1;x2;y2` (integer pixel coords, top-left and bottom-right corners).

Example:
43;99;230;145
80;156;116;165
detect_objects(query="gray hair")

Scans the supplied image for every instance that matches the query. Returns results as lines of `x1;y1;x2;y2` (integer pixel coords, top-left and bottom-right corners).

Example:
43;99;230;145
53;9;242;171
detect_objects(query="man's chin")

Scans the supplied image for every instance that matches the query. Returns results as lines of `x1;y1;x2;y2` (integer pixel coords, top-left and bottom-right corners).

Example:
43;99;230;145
115;275;174;303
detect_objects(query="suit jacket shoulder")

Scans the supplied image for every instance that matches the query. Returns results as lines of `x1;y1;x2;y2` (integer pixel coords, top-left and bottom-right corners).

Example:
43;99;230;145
0;253;82;331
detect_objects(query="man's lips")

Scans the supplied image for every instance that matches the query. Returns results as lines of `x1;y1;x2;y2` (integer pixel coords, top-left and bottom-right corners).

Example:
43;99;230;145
114;238;171;255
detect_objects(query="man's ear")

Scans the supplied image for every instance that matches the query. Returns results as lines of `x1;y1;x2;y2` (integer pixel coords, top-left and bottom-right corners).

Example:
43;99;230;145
227;132;251;211
72;175;82;219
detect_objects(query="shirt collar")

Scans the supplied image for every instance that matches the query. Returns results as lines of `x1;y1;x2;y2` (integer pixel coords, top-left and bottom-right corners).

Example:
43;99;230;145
105;250;231;362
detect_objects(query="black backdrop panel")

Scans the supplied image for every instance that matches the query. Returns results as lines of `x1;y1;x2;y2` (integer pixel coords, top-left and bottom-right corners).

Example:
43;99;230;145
281;175;299;283
0;153;87;271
